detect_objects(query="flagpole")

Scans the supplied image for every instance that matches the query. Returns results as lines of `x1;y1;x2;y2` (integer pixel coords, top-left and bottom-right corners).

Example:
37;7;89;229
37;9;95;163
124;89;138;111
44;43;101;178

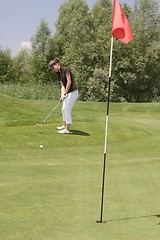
96;0;133;224
97;36;114;224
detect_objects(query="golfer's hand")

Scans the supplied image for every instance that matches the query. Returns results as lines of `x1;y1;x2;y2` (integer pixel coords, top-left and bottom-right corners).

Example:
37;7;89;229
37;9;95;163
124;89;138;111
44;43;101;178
60;93;67;101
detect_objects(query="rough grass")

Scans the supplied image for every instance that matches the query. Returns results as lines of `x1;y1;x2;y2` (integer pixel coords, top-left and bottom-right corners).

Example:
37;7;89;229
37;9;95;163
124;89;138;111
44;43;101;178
0;94;160;240
0;83;59;100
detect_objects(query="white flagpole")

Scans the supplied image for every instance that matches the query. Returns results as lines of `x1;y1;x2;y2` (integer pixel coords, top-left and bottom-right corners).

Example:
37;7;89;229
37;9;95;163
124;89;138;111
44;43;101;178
97;37;114;223
104;36;114;153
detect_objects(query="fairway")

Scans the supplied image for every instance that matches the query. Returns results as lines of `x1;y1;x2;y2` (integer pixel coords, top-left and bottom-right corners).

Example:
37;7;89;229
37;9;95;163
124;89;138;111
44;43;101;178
0;94;160;240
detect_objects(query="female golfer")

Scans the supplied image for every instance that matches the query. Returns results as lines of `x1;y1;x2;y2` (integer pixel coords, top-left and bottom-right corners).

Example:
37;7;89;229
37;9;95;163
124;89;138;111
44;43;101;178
48;58;78;134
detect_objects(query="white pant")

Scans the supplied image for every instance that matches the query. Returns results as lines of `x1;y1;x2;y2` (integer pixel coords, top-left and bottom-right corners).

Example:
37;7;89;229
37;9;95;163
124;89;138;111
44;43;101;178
62;89;78;124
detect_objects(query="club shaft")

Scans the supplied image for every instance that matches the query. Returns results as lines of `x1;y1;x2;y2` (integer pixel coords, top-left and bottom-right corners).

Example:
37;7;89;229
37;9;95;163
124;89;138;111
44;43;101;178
42;101;60;123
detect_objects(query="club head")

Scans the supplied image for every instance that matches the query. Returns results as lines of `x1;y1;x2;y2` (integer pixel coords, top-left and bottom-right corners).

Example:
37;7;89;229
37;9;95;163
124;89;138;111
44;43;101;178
36;123;43;127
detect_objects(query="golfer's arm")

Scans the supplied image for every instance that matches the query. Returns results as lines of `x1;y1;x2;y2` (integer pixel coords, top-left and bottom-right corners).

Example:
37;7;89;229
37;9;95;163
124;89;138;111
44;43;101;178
64;72;71;94
61;83;65;97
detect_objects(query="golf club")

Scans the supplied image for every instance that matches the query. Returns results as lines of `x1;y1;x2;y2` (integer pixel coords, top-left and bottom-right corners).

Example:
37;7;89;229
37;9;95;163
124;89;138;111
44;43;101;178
36;100;61;127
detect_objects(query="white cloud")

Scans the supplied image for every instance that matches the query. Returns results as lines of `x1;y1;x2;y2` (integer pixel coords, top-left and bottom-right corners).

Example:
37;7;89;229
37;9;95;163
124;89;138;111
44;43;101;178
20;42;32;51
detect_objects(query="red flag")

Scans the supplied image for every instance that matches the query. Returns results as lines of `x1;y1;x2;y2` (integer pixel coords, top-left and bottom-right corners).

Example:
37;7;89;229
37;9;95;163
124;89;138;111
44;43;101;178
112;0;133;44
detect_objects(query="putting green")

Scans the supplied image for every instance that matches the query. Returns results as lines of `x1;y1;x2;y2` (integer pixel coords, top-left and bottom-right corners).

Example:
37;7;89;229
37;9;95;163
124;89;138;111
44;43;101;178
0;95;160;239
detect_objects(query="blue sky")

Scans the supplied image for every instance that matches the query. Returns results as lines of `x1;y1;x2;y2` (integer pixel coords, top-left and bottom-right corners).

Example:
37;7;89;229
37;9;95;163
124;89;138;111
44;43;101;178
0;0;134;55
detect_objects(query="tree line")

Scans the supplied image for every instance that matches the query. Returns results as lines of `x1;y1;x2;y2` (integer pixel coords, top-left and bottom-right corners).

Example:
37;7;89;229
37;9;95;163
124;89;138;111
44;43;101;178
0;0;160;102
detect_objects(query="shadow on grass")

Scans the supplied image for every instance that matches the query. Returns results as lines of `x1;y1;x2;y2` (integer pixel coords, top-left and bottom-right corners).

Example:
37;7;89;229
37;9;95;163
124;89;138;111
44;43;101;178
70;129;90;136
37;129;90;136
106;214;160;223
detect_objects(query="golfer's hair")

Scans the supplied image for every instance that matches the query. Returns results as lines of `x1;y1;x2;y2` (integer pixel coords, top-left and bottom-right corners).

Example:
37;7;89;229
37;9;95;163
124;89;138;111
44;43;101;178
50;58;61;66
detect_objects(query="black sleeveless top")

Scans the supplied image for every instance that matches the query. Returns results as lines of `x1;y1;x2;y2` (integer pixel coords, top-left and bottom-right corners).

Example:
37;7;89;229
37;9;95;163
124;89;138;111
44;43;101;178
57;67;78;93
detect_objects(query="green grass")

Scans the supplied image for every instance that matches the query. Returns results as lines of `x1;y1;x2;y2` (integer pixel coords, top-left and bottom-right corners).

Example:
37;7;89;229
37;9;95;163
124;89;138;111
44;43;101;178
0;93;160;240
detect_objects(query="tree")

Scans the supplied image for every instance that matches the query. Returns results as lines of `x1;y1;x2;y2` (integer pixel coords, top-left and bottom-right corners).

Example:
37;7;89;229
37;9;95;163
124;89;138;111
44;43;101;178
88;0;112;67
144;41;160;101
54;0;113;100
53;0;91;99
112;0;160;102
31;19;52;55
87;67;109;101
0;48;13;83
12;49;31;83
86;0;113;101
30;20;54;84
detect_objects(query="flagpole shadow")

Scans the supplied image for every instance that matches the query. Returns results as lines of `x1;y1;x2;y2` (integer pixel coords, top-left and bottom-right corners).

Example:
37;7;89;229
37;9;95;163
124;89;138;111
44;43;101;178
106;214;160;223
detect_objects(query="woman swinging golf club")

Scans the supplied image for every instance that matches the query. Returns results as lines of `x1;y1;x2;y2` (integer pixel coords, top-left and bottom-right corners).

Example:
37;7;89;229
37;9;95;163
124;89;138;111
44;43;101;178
48;58;78;134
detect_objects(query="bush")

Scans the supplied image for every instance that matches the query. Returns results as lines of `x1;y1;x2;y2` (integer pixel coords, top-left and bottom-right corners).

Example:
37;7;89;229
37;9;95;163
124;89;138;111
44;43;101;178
0;82;60;100
86;68;110;102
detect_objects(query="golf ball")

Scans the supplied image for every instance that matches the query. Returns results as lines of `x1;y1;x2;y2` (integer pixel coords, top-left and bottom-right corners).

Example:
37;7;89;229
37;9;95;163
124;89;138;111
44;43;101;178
40;144;43;149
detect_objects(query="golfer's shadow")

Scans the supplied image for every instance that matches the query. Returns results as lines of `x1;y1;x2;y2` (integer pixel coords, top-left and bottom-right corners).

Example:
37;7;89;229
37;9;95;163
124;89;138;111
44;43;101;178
70;129;90;136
